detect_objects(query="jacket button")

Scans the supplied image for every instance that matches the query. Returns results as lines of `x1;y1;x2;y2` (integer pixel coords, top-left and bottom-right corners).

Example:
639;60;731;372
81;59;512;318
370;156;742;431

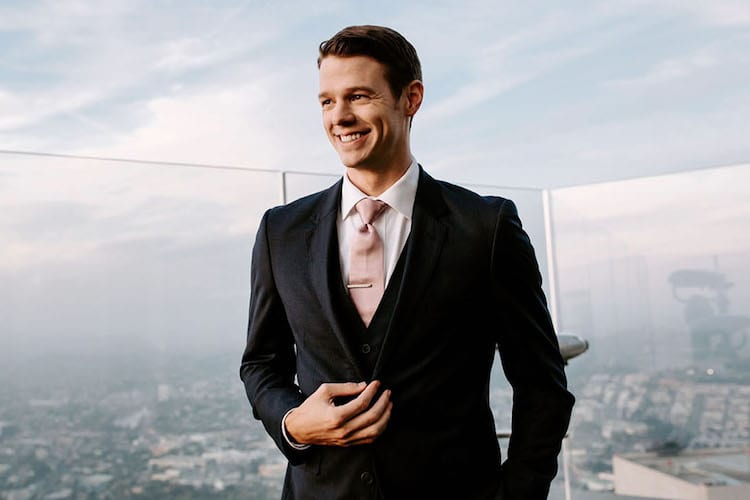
360;471;374;485
361;344;372;354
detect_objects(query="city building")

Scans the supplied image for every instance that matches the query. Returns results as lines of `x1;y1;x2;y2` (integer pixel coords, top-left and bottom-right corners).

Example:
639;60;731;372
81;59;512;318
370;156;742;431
613;448;750;499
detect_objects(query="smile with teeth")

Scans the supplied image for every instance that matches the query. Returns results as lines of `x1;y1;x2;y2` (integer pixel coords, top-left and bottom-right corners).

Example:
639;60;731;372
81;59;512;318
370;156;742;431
338;131;368;143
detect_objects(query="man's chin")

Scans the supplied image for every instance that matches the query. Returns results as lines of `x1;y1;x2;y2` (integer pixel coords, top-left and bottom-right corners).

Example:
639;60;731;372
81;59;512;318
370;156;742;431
338;155;367;170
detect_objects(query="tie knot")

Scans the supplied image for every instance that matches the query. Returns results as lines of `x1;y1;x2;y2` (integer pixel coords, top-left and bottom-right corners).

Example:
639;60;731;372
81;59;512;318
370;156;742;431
355;198;387;225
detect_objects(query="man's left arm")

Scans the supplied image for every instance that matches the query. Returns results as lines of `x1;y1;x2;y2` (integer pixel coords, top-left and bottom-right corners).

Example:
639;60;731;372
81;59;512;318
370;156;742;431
490;198;575;500
240;211;309;464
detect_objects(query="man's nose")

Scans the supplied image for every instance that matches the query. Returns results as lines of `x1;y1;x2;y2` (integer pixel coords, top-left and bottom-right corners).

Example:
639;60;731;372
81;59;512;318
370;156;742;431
330;101;355;125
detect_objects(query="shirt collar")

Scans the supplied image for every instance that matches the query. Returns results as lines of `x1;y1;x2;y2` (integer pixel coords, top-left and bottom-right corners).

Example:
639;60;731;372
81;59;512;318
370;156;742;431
341;158;419;221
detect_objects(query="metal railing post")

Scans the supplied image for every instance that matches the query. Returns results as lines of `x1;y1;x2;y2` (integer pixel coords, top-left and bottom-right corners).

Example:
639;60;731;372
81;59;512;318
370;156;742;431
562;435;572;500
280;171;288;205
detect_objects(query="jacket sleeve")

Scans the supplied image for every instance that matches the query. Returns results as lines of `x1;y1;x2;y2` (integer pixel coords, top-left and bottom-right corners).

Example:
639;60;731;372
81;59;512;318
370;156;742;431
239;210;311;465
490;199;575;500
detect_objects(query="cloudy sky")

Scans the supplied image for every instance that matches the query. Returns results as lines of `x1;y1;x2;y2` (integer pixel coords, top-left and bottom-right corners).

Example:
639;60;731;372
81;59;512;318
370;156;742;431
1;1;749;356
1;0;749;187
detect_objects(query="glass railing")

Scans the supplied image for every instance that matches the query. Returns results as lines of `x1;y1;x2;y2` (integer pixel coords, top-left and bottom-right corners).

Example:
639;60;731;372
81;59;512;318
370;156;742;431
4;149;746;498
0;151;549;498
0;151;283;498
553;163;750;494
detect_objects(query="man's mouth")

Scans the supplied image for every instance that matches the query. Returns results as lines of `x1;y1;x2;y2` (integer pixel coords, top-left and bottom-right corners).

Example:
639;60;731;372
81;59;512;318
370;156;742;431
337;131;368;143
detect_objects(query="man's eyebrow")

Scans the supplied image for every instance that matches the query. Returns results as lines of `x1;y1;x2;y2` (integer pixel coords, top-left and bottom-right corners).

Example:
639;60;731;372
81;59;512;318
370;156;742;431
348;86;377;94
318;86;377;99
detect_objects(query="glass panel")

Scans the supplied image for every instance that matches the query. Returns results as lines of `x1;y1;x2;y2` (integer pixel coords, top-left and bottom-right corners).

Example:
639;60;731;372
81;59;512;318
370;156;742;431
0;151;284;498
552;163;750;495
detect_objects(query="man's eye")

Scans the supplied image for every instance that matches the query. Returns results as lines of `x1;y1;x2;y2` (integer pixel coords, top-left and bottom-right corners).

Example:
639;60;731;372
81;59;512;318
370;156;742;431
320;99;332;107
350;94;366;101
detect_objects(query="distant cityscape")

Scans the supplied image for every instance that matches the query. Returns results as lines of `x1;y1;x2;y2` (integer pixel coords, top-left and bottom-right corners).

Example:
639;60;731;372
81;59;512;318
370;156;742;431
1;347;749;499
0;352;285;499
568;368;750;492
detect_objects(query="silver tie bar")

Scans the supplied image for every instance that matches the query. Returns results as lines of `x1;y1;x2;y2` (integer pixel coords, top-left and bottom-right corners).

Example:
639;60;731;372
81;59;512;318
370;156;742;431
346;283;373;289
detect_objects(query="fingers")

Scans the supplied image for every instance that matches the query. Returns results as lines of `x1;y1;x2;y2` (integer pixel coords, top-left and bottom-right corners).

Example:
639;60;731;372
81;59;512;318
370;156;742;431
337;380;381;418
316;381;368;400
333;388;392;445
344;401;393;446
343;387;390;427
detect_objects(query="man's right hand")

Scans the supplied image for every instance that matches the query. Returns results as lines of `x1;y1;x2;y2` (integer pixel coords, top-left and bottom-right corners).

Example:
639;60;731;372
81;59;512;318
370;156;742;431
285;381;392;447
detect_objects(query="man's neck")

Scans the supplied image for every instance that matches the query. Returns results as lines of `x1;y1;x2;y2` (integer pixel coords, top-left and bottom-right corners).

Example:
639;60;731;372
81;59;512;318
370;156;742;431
345;157;412;197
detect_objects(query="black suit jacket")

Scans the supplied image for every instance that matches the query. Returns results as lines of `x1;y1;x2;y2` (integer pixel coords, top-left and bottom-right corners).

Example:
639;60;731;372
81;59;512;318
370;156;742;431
240;167;574;499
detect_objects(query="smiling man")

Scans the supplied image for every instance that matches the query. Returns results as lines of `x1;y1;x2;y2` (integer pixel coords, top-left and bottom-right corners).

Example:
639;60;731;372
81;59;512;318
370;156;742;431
240;25;574;500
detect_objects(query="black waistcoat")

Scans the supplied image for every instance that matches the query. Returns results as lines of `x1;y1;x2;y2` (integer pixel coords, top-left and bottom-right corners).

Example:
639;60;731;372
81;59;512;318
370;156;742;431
330;243;409;379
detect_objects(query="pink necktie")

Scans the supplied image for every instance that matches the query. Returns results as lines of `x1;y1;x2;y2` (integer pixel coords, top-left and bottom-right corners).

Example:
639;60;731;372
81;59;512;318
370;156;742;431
348;199;387;327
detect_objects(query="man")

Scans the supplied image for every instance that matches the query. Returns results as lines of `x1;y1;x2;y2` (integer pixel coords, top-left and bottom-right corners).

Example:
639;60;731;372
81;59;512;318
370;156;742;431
240;25;574;499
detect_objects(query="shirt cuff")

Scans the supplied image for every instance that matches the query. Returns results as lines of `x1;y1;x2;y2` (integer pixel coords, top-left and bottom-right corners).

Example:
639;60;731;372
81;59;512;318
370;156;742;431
282;408;311;450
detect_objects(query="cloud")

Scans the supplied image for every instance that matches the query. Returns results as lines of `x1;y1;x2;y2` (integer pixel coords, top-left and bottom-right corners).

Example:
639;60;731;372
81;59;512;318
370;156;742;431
153;37;232;72
0;85;111;131
605;40;750;90
0;0;293;149
595;0;750;28
606;51;719;88
662;0;750;27
86;86;280;167
417;10;599;122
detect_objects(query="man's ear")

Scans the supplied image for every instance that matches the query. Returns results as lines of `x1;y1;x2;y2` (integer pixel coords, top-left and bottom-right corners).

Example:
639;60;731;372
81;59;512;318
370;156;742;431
403;80;424;117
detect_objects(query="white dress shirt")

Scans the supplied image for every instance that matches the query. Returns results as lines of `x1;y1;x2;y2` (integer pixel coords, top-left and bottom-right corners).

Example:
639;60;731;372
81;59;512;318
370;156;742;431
282;158;419;449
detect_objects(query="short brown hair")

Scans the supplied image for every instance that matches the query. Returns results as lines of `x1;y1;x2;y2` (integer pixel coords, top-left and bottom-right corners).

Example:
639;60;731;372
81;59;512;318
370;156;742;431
318;25;422;98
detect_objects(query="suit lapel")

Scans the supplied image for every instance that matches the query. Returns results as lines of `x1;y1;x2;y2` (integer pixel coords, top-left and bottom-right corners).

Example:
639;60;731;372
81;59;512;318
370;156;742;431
307;179;367;381
373;168;448;377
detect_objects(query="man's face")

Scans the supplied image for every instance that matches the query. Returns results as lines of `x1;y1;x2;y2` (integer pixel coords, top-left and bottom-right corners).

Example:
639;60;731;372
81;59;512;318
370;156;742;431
318;55;412;172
